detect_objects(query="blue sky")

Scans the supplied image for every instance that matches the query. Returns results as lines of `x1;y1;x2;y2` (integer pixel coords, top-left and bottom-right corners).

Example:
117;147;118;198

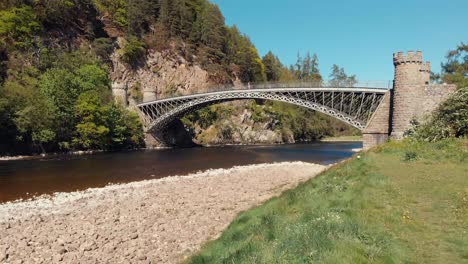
210;0;467;81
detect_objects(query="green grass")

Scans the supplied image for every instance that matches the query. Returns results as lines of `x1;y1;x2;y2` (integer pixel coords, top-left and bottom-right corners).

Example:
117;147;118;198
187;139;468;264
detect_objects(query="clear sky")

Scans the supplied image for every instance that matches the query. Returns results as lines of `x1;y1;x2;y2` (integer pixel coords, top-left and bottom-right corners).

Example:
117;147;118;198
210;0;467;81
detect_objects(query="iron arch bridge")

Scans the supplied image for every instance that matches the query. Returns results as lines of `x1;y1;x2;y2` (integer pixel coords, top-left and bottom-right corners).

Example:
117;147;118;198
136;84;390;133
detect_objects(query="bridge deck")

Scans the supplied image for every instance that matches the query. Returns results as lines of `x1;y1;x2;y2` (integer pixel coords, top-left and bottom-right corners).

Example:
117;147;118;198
138;86;390;106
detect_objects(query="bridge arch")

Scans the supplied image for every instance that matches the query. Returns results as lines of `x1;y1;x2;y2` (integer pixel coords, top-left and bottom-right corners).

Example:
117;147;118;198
137;88;389;133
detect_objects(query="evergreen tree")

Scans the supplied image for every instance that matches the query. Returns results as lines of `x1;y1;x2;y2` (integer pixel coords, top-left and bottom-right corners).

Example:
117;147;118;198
262;51;282;82
329;64;357;87
292;52;322;82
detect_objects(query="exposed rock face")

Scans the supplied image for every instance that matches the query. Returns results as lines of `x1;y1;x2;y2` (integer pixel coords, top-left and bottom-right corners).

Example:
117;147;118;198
189;102;294;146
110;38;212;105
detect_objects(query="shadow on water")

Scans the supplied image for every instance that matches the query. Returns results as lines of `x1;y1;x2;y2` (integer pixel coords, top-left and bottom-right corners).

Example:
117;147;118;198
0;142;361;203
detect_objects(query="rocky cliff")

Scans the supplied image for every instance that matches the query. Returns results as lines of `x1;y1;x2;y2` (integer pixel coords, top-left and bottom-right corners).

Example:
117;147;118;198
110;38;212;105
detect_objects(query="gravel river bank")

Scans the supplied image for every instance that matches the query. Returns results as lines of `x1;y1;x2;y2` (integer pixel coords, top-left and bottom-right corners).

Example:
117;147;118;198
0;162;327;264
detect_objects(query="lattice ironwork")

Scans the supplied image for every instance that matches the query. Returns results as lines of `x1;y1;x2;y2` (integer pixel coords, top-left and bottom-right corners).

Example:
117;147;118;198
137;87;389;132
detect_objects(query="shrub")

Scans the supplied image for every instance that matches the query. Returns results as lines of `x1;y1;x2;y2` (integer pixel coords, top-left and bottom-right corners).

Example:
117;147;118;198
411;87;468;141
0;6;41;49
120;37;145;64
129;82;143;102
93;38;114;61
403;151;418;162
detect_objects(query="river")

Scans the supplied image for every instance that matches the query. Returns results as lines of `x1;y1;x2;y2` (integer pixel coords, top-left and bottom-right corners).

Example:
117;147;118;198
0;141;360;203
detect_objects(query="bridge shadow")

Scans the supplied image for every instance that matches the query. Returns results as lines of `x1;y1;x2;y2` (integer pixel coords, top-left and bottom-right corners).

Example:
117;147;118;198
149;119;200;148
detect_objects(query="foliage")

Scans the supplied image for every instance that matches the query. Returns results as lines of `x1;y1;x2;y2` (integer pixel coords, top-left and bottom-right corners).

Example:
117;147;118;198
408;43;468;143
93;38;114;61
129;82;143;102
402;150;418;161
92;0;128;28
329;64;357;87
265;101;340;141
410;87;468;141
441;42;468;88
182;103;234;130
188;139;468;263
182;103;231;129
119;37;146;65
0;48;144;154
262;51;283;82
292;52;322;82
0;6;41;49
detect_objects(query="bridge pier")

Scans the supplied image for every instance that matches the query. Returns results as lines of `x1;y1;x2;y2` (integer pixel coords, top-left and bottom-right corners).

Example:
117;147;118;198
362;92;391;150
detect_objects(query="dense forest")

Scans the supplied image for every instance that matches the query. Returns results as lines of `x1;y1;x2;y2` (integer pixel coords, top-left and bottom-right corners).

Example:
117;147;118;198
0;0;465;154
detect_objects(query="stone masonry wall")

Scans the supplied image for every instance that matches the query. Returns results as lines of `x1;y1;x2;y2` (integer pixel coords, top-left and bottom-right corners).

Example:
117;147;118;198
362;92;391;149
419;84;457;116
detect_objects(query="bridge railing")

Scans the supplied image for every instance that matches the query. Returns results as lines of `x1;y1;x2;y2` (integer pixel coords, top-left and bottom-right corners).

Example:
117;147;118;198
150;80;393;101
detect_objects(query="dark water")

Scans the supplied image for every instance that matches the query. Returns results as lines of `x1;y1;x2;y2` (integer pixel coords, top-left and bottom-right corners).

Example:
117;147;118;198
0;142;361;203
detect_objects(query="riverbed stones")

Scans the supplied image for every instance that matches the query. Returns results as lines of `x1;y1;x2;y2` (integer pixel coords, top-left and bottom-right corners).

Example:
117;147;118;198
0;162;327;263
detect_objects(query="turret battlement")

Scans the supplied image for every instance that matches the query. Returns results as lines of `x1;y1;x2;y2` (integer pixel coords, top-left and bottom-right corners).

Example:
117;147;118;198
420;62;431;73
393;51;423;65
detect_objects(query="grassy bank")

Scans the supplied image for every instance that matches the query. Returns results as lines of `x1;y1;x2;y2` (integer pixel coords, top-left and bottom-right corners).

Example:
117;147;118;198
187;139;468;263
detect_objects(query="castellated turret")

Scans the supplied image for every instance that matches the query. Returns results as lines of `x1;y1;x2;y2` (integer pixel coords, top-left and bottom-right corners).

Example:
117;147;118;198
390;51;455;139
393;51;431;85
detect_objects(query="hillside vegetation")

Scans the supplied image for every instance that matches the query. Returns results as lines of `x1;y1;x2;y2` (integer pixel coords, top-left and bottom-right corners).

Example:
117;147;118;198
0;0;362;154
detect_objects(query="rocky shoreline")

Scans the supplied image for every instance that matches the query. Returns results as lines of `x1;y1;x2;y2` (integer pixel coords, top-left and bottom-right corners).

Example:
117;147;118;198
0;162;327;264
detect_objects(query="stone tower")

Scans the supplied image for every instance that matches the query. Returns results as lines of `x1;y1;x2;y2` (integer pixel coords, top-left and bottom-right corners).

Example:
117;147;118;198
363;50;456;149
391;51;432;139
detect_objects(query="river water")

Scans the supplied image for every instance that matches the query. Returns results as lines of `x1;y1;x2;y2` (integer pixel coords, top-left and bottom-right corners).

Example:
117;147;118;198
0;142;361;203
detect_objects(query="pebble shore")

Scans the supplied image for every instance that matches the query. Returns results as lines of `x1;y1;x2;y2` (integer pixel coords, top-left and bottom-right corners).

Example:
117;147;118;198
0;162;327;264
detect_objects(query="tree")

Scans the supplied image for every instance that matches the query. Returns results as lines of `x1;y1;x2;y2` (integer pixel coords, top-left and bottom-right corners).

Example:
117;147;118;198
120;36;146;65
441;42;468;89
262;51;282;82
38;62;112;148
93;0;128;28
93;38;114;61
73;91;109;149
126;0;154;35
309;53;321;82
292;52;322;82
0;6;41;49
329;64;357;87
